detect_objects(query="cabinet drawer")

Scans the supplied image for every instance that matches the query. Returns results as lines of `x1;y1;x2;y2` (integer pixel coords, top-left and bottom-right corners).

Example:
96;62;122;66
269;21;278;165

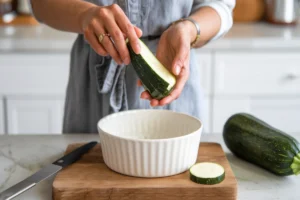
0;53;70;95
0;97;4;134
214;52;300;95
212;97;300;135
7;97;64;134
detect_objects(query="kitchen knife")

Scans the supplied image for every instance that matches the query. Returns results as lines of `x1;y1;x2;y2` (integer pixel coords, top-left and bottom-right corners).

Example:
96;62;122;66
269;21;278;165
0;141;98;200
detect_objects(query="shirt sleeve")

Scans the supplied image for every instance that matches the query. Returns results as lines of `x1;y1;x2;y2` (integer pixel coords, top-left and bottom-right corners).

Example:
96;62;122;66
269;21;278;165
191;0;236;41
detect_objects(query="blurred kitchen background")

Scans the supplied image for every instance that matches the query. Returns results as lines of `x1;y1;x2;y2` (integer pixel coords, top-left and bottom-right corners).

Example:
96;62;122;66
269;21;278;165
0;0;299;136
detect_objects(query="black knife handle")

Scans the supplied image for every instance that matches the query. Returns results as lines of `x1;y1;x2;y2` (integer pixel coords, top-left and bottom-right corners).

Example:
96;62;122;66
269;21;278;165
53;141;98;168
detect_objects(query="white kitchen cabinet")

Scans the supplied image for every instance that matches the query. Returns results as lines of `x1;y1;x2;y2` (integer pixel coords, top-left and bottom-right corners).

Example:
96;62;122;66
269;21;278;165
0;97;4;134
0;53;69;134
0;53;69;95
202;96;211;134
212;98;300;135
193;51;212;134
6;97;65;134
214;52;300;96
193;51;212;95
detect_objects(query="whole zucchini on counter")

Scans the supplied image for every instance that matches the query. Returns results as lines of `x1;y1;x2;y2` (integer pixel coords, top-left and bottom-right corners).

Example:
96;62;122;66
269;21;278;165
223;113;300;176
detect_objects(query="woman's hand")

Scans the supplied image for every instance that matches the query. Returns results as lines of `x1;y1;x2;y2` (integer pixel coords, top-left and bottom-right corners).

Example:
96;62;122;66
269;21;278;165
79;4;143;65
140;20;196;107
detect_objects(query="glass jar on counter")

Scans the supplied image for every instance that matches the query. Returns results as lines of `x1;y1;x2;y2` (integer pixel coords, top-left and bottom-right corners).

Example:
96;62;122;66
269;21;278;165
265;0;299;25
17;0;31;15
0;0;13;15
0;0;16;24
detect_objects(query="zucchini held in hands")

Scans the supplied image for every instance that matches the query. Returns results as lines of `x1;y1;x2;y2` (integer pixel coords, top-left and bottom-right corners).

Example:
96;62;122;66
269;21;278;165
223;113;300;176
127;38;176;100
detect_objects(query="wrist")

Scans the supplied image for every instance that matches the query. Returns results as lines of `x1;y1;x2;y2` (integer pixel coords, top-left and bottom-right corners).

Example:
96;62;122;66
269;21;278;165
181;20;198;44
171;18;200;47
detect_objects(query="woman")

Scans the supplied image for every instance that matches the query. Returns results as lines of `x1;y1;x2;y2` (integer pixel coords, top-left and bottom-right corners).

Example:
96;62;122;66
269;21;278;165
31;0;235;133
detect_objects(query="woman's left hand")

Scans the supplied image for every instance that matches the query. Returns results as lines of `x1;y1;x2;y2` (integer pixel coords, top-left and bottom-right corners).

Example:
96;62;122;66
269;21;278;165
139;20;196;107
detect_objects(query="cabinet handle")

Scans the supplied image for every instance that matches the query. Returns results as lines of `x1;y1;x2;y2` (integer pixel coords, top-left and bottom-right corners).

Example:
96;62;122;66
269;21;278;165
285;73;299;80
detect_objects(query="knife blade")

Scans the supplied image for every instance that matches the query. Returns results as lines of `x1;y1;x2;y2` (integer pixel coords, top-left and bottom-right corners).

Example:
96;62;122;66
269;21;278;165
0;141;98;200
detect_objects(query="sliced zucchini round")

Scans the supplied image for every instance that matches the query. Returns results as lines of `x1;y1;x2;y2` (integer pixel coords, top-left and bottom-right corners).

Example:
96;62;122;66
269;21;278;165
190;162;225;185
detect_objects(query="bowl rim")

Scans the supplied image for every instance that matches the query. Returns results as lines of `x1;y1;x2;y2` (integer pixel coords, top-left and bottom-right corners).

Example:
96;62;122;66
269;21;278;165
97;109;203;143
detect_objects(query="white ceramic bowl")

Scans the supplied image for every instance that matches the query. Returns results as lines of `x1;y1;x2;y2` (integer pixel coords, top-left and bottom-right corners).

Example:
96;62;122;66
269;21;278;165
97;109;203;178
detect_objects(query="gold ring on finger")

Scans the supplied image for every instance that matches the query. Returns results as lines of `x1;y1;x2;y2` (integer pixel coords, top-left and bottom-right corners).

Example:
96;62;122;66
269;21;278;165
98;33;110;44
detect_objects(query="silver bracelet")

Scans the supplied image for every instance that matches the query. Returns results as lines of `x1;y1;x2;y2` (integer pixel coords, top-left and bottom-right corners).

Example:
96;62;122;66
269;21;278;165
172;18;201;48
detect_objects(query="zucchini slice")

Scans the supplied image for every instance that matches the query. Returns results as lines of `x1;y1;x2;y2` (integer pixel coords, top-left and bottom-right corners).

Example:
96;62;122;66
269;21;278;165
127;38;176;100
190;162;225;185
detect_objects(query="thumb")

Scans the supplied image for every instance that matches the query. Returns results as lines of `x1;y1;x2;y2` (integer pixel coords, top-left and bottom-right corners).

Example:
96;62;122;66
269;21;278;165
134;26;143;38
172;45;188;76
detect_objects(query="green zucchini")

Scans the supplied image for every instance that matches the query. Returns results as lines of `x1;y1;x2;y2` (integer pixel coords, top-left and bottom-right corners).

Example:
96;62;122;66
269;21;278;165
190;162;225;185
223;113;300;176
127;38;176;100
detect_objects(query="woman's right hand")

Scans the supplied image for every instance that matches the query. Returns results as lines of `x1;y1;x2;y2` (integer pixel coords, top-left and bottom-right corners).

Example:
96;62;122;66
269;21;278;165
79;4;142;65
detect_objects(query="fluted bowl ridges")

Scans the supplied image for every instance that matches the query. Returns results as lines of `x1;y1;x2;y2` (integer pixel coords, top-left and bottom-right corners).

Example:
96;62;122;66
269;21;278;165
97;109;203;178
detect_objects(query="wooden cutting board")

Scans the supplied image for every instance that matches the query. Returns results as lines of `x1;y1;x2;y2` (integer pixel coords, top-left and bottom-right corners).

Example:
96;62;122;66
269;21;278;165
52;143;237;200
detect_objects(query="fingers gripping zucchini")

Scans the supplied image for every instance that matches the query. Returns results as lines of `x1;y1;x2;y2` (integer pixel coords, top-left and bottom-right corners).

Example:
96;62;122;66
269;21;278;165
127;38;176;100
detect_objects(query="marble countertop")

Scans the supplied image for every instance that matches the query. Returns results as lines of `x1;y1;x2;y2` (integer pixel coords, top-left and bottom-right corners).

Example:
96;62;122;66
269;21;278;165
1;23;300;52
0;134;299;200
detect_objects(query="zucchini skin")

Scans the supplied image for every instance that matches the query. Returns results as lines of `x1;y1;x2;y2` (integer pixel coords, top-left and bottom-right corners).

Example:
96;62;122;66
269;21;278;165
190;173;225;185
127;41;174;100
223;113;300;176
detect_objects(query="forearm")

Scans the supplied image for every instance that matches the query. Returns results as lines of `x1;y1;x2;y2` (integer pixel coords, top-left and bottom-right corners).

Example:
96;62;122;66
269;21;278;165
183;0;235;48
189;7;221;48
31;0;96;33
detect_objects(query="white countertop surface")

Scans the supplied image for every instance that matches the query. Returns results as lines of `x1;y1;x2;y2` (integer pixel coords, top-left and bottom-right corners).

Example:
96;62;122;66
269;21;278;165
1;22;300;52
0;134;299;200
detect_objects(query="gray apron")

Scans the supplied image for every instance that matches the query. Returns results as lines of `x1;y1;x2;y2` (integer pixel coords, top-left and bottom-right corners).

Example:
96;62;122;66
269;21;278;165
63;0;205;133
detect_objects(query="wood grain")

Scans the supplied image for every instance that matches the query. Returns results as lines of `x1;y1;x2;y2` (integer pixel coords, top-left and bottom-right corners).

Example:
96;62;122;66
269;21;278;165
233;0;265;22
52;143;237;200
0;15;39;26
